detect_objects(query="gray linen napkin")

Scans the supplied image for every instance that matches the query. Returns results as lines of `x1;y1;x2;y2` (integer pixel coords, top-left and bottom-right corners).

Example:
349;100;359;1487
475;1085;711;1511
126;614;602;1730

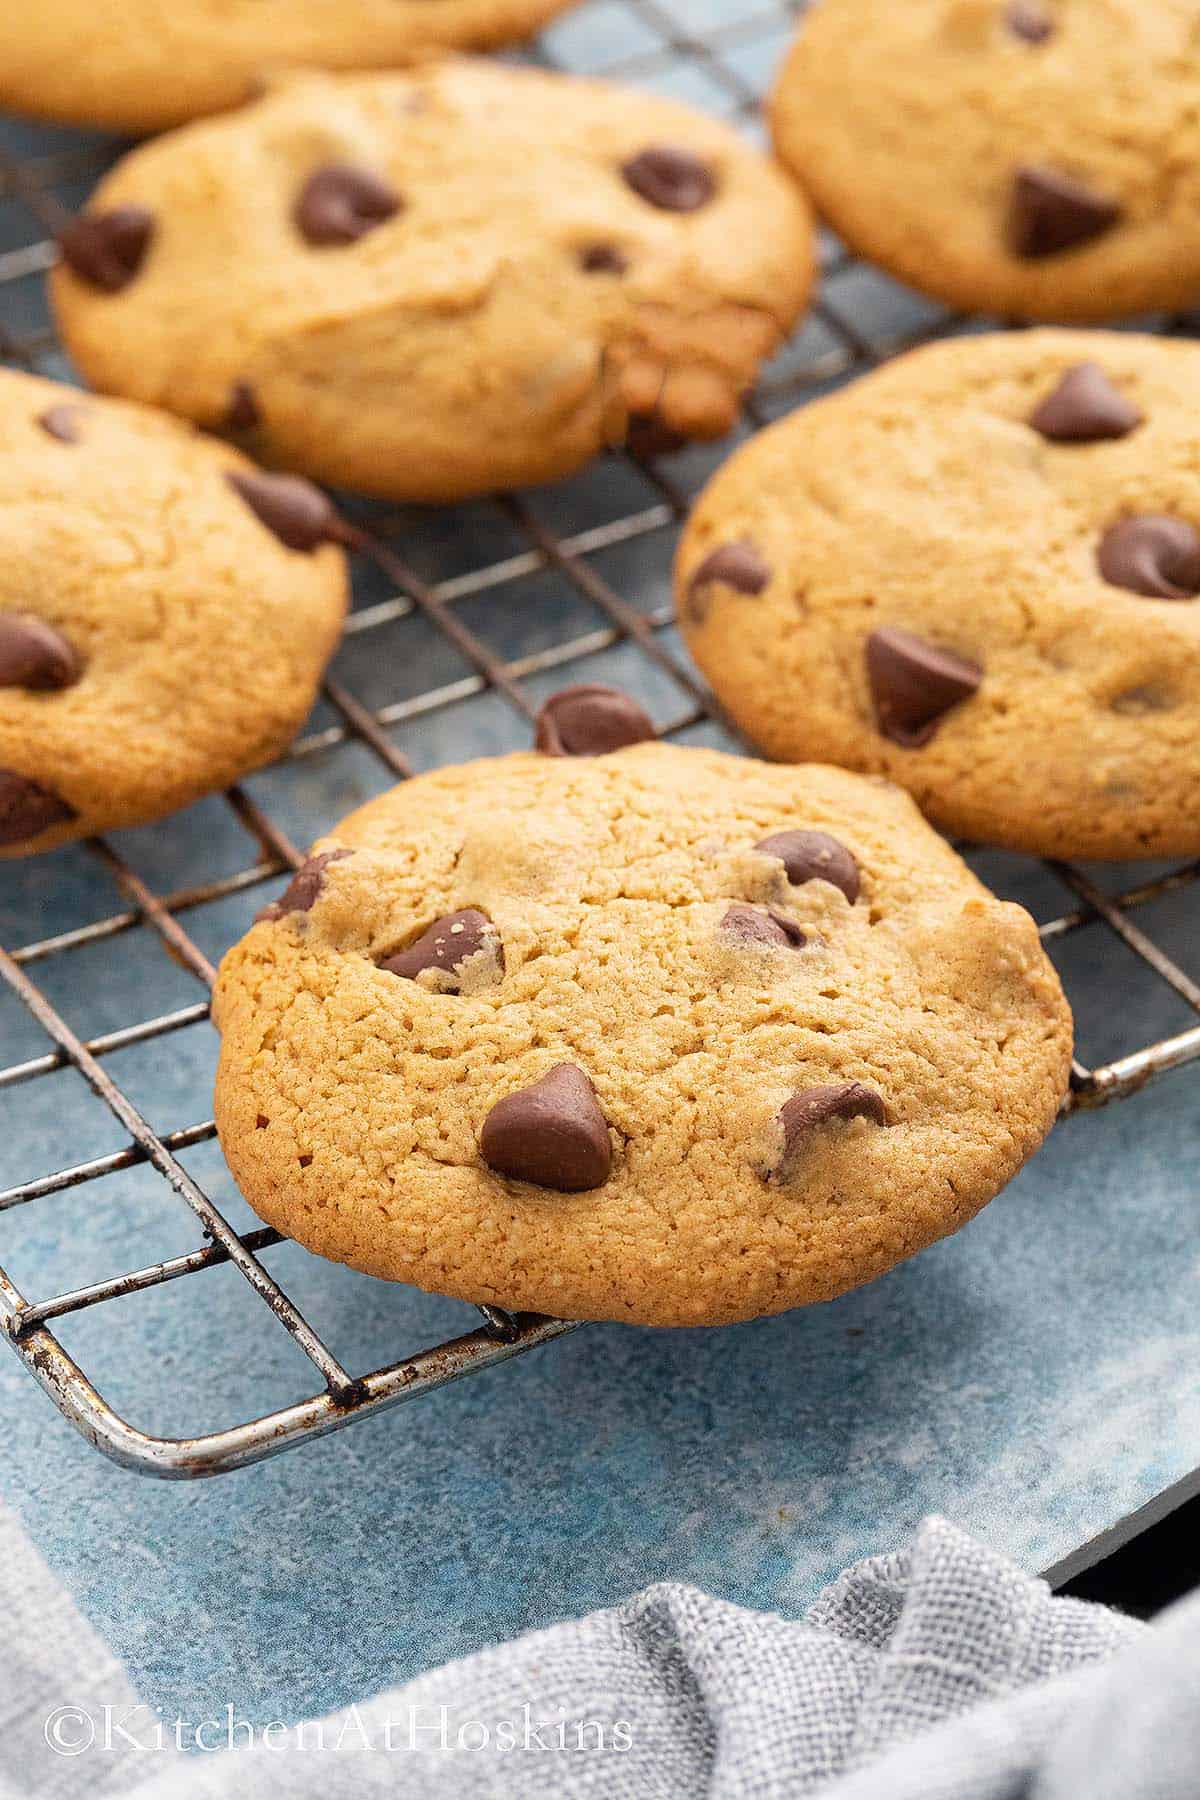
10;1504;1185;1799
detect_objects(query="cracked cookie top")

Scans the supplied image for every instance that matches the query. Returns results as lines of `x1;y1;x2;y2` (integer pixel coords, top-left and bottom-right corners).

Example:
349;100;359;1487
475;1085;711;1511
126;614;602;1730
770;0;1200;322
52;61;814;502
677;330;1200;861
0;0;577;133
0;368;346;855
212;737;1071;1326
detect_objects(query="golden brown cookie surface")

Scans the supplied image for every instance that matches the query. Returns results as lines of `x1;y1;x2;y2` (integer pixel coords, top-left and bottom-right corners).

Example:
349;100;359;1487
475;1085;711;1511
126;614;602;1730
677;330;1200;860
0;370;346;855
212;741;1071;1326
771;0;1200;321
51;62;813;503
0;0;576;132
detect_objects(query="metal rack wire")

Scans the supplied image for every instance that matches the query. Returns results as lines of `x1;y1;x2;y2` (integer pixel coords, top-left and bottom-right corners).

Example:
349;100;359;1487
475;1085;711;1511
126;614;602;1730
0;0;1197;1477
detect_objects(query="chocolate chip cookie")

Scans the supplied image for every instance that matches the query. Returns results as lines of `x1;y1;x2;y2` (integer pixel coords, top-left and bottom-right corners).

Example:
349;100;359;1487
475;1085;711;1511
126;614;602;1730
770;0;1200;321
212;726;1071;1326
0;369;346;855
677;329;1200;860
50;61;813;503
0;1;576;133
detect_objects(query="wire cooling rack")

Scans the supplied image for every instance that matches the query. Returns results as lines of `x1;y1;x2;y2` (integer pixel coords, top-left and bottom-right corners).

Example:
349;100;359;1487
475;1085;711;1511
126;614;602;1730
0;0;1198;1479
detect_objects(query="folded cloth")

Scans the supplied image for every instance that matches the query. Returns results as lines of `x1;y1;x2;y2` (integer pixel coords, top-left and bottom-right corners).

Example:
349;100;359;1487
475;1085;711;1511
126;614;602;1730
8;1505;1178;1799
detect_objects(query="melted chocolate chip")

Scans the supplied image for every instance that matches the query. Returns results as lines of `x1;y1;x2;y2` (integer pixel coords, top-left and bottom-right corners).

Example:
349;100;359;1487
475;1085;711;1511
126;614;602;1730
720;905;806;950
769;1082;887;1181
37;404;85;444
866;628;982;747
534;684;656;757
381;909;502;990
0;769;75;847
226;382;261;431
1009;165;1121;259
258;848;353;920
754;830;860;904
686;542;770;622
621;146;716;213
1029;362;1141;442
1005;1;1054;42
294;165;402;246
1097;516;1200;600
480;1064;612;1192
57;207;155;292
580;243;629;275
226;470;343;552
0;615;81;691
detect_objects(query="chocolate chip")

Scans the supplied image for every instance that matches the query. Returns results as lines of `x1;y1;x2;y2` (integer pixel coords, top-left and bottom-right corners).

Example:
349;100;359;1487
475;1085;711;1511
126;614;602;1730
580;243;628;275
226;470;343;552
381;909;503;990
769;1082;887;1181
621;146;716;213
57;207;155;292
625;412;688;459
258;848;353;920
1096;516;1200;600
0;615;81;691
37;404;85;444
534;684;656;757
720;905;806;949
1029;362;1141;443
1009;165;1121;259
226;382;261;432
0;769;75;847
1005;1;1054;42
754;831;860;904
686;542;769;622
866;628;982;747
294;165;402;246
480;1064;612;1192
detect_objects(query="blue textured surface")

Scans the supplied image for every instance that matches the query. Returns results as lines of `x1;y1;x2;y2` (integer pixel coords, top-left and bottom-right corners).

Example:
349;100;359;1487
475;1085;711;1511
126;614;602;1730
1;0;1199;1734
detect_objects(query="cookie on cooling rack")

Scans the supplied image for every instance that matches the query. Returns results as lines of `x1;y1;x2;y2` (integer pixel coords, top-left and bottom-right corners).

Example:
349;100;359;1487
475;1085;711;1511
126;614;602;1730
676;329;1200;861
770;0;1200;321
211;708;1071;1327
0;369;347;856
0;0;577;133
50;61;814;504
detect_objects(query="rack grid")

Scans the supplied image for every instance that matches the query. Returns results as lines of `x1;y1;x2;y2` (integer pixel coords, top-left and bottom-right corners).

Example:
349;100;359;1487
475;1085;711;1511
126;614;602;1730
0;0;1197;1477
